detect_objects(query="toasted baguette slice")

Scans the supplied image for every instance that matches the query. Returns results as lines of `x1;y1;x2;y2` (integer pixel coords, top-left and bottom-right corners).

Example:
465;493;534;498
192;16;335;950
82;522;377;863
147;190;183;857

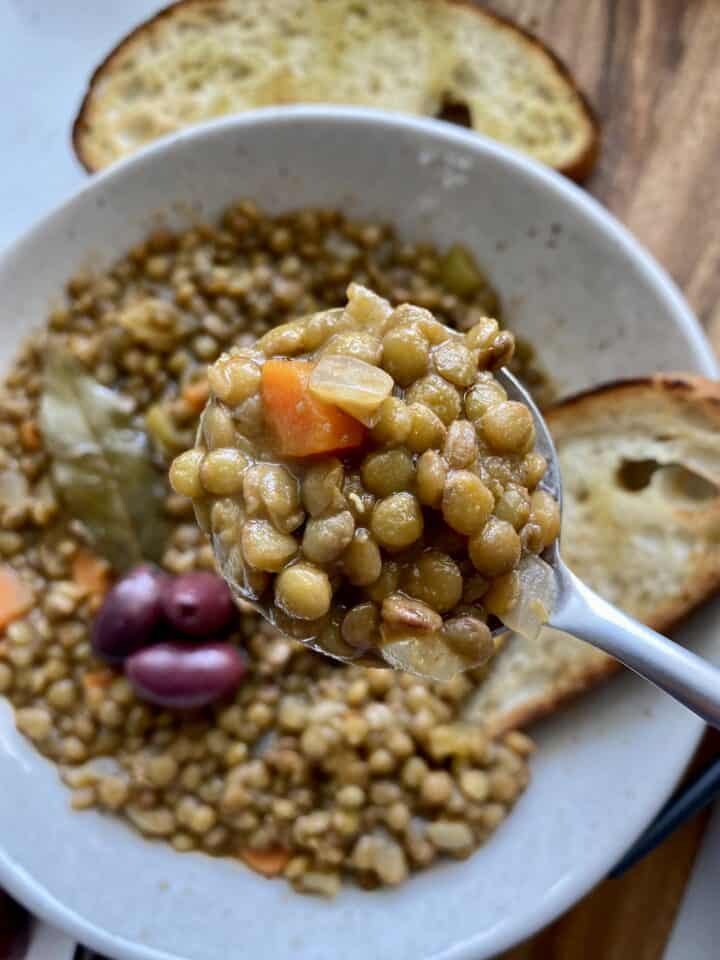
467;374;720;735
73;0;598;180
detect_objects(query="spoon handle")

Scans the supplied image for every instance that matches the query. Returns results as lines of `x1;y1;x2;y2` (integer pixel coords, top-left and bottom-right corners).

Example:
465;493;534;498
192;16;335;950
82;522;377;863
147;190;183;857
549;563;720;730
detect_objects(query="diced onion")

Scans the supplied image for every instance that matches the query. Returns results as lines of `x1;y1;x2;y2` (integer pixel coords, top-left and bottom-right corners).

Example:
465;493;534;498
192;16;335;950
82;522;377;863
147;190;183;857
309;355;393;425
500;555;557;641
380;626;472;682
0;469;28;507
345;283;394;328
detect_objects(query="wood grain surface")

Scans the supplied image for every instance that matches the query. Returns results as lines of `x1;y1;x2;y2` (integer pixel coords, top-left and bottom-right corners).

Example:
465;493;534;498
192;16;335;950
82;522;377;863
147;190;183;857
489;0;720;334
484;1;720;956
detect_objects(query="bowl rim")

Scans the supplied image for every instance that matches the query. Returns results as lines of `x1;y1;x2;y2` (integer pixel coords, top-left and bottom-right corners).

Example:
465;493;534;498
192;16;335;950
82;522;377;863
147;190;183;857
0;105;716;960
3;105;712;374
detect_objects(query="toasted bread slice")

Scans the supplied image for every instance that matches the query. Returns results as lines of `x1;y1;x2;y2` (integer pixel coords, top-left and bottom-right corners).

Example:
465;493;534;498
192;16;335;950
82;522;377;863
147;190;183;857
466;374;720;735
73;0;598;180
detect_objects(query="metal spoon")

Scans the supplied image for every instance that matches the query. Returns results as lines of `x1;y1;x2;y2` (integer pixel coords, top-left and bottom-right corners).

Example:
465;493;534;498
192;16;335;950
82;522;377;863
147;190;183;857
497;367;720;731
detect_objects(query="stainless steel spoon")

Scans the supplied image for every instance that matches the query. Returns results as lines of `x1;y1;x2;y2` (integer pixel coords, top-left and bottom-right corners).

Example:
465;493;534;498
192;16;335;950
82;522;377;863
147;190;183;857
497;367;720;730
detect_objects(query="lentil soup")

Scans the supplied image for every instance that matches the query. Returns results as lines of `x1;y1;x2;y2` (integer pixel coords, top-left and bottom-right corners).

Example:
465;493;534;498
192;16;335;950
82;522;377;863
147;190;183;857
0;202;540;895
171;285;559;680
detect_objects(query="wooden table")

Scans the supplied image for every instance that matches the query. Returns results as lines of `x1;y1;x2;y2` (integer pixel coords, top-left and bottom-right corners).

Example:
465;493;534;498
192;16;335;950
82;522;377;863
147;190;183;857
484;1;720;956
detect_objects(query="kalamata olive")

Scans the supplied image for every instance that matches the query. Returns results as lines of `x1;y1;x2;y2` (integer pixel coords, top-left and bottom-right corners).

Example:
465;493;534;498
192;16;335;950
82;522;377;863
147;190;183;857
91;565;166;663
125;641;245;709
161;571;234;637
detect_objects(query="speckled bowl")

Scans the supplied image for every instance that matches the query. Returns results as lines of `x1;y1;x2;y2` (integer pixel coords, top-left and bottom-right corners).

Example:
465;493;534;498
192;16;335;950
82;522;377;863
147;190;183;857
0;107;717;960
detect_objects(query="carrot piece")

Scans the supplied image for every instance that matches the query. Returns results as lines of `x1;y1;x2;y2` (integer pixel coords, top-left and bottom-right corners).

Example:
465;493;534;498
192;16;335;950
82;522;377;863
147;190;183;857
72;548;111;599
182;379;210;413
260;359;365;457
239;847;290;878
18;420;41;451
0;566;34;632
82;669;115;691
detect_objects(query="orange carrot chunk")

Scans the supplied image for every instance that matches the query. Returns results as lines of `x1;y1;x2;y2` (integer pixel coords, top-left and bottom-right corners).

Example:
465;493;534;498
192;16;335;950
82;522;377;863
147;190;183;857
182;379;210;413
82;669;115;690
0;566;34;632
72;548;111;599
18;420;41;451
261;359;365;457
239;847;290;878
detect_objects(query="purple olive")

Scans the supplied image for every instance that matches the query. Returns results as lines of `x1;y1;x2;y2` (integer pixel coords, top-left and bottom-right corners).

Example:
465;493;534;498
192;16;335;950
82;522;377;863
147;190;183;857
125;641;245;709
161;571;234;638
92;565;166;663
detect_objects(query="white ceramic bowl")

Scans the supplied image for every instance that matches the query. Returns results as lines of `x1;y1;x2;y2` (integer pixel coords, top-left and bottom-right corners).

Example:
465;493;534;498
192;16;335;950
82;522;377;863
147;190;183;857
0;108;717;960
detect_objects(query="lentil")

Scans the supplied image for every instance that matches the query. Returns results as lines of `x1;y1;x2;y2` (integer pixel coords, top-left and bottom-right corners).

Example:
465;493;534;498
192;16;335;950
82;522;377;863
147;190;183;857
530;489;562;549
370;397;412;447
381;325;430;386
275;564;332;620
469;518;522;576
342;529;382;587
370;493;424;551
441;471;494;536
302;511;355;564
482;401;535;454
403;551;463;613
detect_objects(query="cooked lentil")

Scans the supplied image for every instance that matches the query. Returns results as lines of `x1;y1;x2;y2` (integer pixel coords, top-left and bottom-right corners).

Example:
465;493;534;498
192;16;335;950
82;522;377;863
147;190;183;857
0;202;545;896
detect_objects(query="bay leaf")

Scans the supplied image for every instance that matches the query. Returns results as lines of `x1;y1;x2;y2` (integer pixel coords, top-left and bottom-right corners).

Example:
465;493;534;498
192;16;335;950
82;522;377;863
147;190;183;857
39;351;168;572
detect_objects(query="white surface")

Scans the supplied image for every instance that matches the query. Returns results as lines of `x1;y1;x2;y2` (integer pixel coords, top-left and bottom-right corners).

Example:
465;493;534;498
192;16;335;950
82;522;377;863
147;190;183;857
0;105;717;960
664;803;720;960
0;0;167;251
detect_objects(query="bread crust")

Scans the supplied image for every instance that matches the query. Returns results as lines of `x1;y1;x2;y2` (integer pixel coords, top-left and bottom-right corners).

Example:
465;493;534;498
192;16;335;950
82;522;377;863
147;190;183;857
547;373;720;428
486;657;620;737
